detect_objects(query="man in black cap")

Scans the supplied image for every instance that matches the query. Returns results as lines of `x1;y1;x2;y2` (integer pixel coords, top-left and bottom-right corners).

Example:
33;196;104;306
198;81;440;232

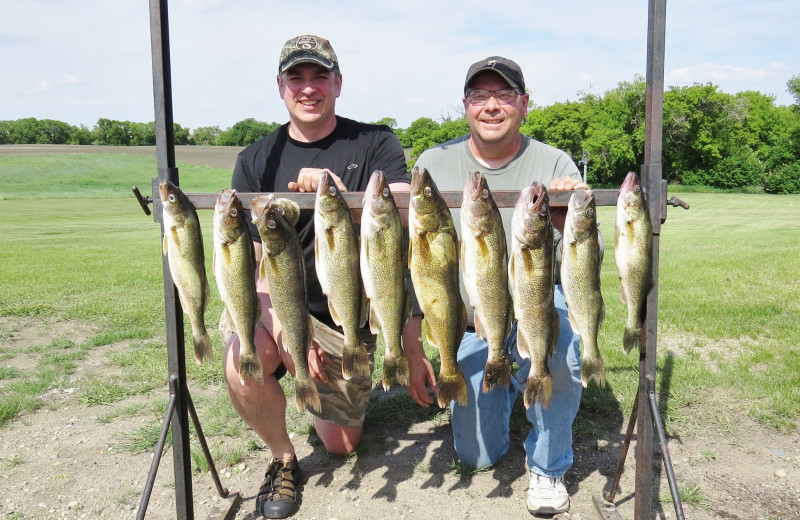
220;34;413;519
406;56;592;516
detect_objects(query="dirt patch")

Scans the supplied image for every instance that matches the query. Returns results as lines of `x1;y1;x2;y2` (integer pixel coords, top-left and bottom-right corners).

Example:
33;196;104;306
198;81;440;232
0;317;798;520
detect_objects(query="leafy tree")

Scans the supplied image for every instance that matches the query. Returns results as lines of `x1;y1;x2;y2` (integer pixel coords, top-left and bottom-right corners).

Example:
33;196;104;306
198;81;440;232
372;117;398;130
788;74;800;105
92;118;130;145
192;126;221;145
218;118;280;146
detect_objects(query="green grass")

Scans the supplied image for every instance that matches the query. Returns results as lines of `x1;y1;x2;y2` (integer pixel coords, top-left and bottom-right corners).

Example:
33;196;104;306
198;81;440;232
0;153;798;475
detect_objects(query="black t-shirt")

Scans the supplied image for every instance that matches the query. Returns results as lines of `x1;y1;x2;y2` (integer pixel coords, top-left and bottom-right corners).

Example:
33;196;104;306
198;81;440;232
231;115;409;328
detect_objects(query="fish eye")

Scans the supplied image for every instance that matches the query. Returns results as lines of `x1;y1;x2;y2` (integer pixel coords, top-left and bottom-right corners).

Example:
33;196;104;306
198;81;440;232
328;186;336;196
231;208;238;217
481;188;489;200
278;207;285;215
268;219;276;229
382;187;390;197
424;186;432;197
168;194;176;203
634;185;642;193
587;208;594;218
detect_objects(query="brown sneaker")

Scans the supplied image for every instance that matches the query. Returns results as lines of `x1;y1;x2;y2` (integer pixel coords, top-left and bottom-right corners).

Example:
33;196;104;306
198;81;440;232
255;456;302;519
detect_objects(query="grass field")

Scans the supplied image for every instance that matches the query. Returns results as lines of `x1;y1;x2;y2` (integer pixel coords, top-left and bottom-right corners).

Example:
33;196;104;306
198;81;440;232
1;152;798;446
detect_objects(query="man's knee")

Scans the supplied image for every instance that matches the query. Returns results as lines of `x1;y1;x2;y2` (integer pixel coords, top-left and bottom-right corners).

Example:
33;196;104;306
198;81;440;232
314;417;362;455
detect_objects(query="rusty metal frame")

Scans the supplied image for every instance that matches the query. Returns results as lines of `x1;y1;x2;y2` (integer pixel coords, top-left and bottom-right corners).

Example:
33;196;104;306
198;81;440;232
141;0;679;518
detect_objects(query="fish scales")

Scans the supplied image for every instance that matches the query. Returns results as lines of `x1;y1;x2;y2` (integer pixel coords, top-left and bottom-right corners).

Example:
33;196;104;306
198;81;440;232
460;171;513;392
314;171;370;380
615;171;653;354
159;181;213;364
360;171;411;390
213;188;263;385
408;167;468;407
561;188;606;388
252;194;321;413
509;182;559;408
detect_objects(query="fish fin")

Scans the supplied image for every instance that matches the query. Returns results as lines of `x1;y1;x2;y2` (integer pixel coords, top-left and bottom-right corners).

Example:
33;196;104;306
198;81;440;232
421;318;435;348
212;249;216;273
192;329;214;365
238;348;264;386
619;283;628;305
581;355;607;389
295;377;322;414
359;283;370;329
437;369;468;408
341;342;370;380
368;306;380;335
482;355;511;393
258;256;267;281
566;307;581;335
328;301;342;327
523;372;553;410
623;326;645;354
402;289;412;325
473;314;485;340
382;350;410;390
549;307;561;357
162;234;169;256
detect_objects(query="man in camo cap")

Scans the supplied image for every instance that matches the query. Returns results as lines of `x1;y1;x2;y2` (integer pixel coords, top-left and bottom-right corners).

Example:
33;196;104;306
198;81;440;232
220;35;414;519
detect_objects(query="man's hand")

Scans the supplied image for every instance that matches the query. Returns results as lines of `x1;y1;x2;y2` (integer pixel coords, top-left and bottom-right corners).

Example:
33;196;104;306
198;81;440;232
549;175;589;191
288;168;347;193
402;315;437;407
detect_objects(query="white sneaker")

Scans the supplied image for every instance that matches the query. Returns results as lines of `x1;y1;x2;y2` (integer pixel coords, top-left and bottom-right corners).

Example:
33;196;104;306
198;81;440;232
527;472;570;515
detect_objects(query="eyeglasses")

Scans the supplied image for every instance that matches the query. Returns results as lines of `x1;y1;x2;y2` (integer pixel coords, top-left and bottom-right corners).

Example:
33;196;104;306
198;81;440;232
465;89;520;105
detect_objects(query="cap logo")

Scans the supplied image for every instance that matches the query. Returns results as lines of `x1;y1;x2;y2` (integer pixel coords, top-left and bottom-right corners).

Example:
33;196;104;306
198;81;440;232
296;36;318;50
487;59;497;67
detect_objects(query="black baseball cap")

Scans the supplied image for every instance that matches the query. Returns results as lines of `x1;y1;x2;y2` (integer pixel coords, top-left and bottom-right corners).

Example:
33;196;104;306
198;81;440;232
464;56;525;94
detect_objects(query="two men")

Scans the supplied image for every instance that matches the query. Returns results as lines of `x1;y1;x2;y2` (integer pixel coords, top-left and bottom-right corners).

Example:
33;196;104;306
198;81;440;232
224;36;588;518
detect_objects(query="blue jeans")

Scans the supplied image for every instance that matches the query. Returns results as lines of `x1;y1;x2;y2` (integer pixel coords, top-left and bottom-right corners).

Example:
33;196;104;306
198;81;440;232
449;285;583;478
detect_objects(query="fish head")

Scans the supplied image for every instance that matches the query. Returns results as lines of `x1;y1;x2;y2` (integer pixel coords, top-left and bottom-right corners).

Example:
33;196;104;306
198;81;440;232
513;182;550;242
568;187;597;237
159;180;193;222
618;171;647;212
214;188;245;239
364;170;395;216
410;167;443;216
250;193;276;229
315;170;346;222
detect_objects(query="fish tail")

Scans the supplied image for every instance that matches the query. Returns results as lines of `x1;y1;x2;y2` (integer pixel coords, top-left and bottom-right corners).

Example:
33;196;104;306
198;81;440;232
482;356;511;393
381;351;410;390
238;348;264;386
192;330;214;365
294;377;322;414
581;356;607;388
523;373;553;410
623;326;646;354
437;370;468;408
341;342;370;381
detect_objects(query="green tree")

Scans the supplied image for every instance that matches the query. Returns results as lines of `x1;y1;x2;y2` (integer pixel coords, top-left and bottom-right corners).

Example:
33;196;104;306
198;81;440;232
218;118;280;146
192;126;221;145
92;118;130;145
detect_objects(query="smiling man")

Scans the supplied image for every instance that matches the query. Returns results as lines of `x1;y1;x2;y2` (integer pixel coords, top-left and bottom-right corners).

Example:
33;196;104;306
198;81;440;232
407;56;594;516
221;35;410;519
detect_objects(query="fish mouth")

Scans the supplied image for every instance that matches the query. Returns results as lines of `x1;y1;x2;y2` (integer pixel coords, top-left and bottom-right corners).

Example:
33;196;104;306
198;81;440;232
215;188;238;214
466;170;487;202
571;187;594;209
529;182;548;216
250;194;275;225
619;171;638;195
366;170;388;197
158;180;174;202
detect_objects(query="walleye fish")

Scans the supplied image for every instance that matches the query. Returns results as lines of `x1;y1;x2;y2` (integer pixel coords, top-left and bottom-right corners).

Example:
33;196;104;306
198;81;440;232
615;171;653;354
314;171;370;380
460;171;513;392
561;187;606;388
251;194;321;413
213;188;263;385
159;181;213;364
360;171;411;390
509;182;559;408
408;167;468;407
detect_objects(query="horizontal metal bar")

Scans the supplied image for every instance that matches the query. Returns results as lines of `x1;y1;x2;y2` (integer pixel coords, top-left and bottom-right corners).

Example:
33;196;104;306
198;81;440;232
184;188;621;210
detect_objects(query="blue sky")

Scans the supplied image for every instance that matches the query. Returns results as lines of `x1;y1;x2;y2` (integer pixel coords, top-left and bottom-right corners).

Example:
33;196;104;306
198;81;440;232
2;0;798;131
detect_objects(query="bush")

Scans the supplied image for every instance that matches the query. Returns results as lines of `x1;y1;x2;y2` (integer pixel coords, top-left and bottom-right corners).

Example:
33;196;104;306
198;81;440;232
764;163;800;194
682;151;764;189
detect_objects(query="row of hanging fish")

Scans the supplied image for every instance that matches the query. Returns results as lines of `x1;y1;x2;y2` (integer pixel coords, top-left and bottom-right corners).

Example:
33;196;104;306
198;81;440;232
158;167;653;412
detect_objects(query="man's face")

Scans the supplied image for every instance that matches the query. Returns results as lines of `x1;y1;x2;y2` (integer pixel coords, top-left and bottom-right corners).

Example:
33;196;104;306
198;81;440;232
278;63;342;128
463;71;529;146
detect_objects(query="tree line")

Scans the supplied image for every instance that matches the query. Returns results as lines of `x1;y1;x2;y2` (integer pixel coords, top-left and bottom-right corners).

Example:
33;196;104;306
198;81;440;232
2;75;799;193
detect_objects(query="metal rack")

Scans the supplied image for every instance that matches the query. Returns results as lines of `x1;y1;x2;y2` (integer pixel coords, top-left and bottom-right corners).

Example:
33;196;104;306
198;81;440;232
137;0;685;518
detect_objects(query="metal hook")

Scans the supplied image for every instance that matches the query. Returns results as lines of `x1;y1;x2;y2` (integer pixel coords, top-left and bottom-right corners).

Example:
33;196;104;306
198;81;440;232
132;186;153;216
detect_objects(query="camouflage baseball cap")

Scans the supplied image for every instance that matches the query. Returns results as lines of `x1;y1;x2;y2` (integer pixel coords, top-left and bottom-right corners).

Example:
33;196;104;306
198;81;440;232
278;35;339;73
464;56;525;94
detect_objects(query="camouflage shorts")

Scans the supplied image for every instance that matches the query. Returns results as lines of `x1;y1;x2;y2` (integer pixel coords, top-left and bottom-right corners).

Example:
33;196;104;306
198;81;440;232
219;310;376;429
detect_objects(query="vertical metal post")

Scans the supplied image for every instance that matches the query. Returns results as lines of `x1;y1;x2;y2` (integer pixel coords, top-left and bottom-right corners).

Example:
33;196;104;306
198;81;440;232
637;0;667;518
148;0;194;518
